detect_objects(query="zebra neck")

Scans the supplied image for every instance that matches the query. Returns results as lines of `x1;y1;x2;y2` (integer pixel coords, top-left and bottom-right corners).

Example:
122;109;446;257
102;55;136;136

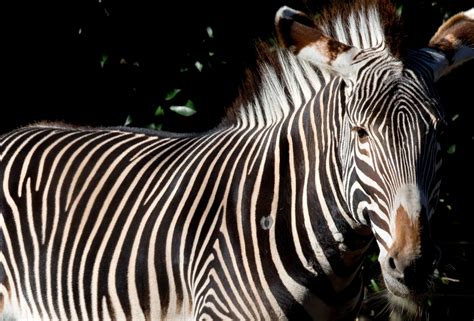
217;102;372;294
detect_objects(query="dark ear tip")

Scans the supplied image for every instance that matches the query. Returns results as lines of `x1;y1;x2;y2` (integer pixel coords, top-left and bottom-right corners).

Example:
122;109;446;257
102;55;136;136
275;6;314;27
275;6;299;22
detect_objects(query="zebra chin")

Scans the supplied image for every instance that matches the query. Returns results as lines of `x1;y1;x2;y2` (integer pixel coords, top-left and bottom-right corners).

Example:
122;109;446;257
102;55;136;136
380;269;435;320
381;268;433;299
377;240;440;321
386;291;426;320
378;235;440;318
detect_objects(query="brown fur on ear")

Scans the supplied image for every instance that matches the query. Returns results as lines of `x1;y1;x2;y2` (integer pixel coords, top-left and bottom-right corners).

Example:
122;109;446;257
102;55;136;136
429;9;474;62
275;6;355;68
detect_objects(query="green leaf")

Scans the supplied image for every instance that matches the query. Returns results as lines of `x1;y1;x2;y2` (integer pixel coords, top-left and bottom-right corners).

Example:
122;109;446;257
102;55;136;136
124;115;133;126
154;106;165;117
369;279;381;292
426;299;432;307
147;123;162;130
195;61;203;72
368;253;379;263
447;144;456;154
396;4;403;16
100;53;108;68
165;89;181;101
185;99;195;109
170;105;196;117
206;26;214;39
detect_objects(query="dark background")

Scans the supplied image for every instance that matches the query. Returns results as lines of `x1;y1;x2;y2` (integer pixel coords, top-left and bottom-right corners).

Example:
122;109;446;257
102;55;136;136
2;0;473;319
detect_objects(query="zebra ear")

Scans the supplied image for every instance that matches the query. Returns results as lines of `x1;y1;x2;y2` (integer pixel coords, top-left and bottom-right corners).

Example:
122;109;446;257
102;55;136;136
275;6;361;81
424;8;474;81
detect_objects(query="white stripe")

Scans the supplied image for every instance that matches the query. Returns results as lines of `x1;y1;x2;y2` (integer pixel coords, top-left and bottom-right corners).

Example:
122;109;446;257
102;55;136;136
2;130;44;319
87;139;161;321
308;88;340;276
144;132;225;320
0;129;33;160
0;215;21;312
39;132;86;248
189;128;265;318
58;134;137;321
212;239;251;319
248;123;288;317
77;137;152;321
160;132;235;317
17;132;56;198
48;132;107;321
64;132;128;211
25;177;49;319
101;296;112;321
348;13;361;48
180;128;255;317
123;138;200;320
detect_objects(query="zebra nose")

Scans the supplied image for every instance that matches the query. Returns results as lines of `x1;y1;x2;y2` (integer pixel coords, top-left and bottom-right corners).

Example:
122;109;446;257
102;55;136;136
385;250;412;280
385;244;438;291
384;204;438;290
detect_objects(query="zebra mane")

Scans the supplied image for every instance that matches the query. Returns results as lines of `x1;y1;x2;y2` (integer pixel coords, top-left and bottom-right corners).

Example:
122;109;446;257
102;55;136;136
317;0;404;55
221;0;404;128
220;46;324;128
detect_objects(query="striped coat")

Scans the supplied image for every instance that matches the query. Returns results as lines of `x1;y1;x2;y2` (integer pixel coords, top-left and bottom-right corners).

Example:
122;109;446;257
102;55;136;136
1;1;473;320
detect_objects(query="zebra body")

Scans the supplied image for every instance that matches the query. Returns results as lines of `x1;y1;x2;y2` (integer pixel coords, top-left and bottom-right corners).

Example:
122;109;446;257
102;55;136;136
1;111;367;320
1;1;474;320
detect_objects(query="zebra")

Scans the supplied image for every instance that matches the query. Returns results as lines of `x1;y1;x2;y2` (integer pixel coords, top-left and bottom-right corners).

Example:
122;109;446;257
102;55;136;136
1;0;473;320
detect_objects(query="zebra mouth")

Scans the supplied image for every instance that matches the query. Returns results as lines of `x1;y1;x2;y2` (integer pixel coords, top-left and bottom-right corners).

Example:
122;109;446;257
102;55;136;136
382;272;411;297
382;273;428;319
381;266;434;320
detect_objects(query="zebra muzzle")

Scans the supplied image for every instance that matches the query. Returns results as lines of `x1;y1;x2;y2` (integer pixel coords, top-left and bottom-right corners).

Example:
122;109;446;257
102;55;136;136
382;205;437;296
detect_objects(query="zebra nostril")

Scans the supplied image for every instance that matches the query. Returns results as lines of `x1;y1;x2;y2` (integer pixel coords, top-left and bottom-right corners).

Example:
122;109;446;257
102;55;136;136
388;257;397;271
385;254;405;279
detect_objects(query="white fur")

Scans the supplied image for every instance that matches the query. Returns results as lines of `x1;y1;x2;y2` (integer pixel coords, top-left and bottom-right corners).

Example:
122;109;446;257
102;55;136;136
322;5;385;49
235;51;324;127
464;8;474;20
390;184;423;235
332;47;362;79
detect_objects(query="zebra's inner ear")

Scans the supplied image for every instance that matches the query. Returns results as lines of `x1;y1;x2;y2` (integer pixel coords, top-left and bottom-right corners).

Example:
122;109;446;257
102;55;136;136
275;6;362;81
423;8;474;81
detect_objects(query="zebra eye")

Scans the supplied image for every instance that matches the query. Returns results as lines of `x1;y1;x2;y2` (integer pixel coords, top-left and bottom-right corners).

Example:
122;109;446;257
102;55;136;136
354;127;369;140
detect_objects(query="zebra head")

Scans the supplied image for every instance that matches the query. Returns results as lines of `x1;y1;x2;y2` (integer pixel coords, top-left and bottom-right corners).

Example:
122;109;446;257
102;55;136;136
276;3;474;312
